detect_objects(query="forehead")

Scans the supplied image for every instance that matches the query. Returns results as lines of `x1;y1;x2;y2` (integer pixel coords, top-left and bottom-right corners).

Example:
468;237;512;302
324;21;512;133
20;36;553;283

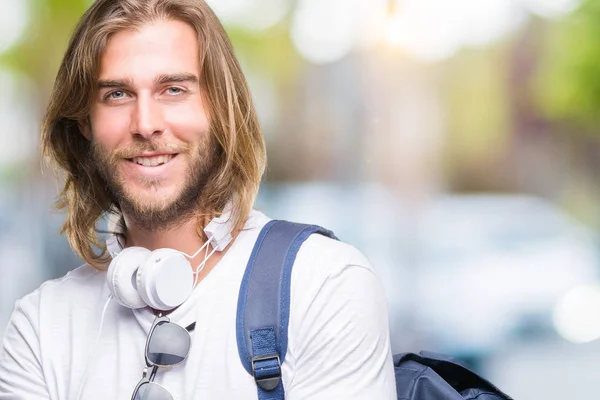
99;19;201;80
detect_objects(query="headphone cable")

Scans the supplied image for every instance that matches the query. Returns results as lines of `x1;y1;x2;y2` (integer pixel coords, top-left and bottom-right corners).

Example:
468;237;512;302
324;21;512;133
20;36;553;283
76;294;113;400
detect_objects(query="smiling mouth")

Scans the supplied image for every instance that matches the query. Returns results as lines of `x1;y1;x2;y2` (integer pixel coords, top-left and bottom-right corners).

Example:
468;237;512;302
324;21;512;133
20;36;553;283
129;154;177;167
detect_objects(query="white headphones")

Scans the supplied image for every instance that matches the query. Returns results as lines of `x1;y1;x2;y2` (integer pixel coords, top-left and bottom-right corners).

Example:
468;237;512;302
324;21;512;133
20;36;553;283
77;211;235;400
105;211;234;311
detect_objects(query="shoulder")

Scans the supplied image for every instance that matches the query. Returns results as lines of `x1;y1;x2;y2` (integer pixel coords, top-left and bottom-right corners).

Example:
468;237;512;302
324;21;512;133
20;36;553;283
290;232;387;314
295;233;376;280
35;263;104;300
3;264;105;359
285;231;395;397
13;264;105;322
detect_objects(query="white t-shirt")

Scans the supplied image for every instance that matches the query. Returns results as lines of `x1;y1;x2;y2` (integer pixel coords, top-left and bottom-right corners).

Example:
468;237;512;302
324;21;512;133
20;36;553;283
0;210;396;399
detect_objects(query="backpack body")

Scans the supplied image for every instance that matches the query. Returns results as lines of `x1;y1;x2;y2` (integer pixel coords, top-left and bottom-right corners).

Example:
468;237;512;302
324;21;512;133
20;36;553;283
394;352;512;400
236;220;512;400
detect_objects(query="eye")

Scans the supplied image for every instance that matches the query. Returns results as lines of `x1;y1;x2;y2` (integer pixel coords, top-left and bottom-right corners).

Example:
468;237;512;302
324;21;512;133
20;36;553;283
106;90;126;100
166;87;185;95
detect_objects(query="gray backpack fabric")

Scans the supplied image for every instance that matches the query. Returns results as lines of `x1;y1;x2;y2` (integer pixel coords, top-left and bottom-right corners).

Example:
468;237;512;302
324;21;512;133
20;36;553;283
394;351;513;400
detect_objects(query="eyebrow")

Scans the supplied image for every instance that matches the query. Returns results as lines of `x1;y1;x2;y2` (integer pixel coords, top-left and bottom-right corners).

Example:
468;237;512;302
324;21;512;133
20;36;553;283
156;73;199;85
97;73;199;89
97;78;134;89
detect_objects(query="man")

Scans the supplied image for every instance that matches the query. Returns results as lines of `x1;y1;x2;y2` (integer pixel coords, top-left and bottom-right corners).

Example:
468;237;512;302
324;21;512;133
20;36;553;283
0;0;395;398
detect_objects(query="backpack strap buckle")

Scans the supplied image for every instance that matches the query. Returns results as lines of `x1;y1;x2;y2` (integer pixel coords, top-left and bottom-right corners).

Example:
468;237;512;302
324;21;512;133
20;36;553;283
252;354;281;391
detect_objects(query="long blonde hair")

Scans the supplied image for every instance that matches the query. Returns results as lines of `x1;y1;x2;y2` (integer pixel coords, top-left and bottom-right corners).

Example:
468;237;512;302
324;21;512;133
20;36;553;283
41;0;266;269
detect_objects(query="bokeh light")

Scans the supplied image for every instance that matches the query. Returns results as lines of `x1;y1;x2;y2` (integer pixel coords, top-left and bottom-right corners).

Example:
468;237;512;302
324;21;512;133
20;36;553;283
522;0;582;18
290;0;361;64
0;68;38;166
0;0;30;54
206;0;289;30
553;284;600;343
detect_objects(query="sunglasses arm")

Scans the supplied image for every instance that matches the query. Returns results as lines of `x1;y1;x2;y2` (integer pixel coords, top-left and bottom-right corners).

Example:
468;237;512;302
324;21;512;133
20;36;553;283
149;365;158;381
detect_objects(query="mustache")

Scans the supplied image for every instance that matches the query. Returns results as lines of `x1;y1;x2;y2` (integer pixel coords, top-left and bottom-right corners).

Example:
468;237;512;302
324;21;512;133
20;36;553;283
109;141;191;159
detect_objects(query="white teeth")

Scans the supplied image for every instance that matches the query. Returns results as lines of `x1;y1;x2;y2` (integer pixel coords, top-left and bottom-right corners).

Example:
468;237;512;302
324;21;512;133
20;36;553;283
132;154;174;167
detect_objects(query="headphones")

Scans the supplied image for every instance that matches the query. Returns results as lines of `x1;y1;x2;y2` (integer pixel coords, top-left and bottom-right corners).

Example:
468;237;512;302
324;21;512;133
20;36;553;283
105;212;234;311
77;211;235;400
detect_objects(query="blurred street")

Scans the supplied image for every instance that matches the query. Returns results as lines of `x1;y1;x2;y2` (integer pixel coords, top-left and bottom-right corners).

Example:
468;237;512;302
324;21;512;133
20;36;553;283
485;337;600;400
3;0;600;398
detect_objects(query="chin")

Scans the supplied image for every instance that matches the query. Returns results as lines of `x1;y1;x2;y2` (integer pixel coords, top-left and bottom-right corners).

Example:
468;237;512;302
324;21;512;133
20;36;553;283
125;189;179;212
140;196;178;212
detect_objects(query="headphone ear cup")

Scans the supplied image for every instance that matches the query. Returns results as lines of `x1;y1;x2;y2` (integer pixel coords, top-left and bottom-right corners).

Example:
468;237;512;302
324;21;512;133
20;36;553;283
106;246;151;309
136;248;194;311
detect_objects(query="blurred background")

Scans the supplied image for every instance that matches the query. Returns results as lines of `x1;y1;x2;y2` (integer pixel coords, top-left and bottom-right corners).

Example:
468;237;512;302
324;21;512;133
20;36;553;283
2;0;600;398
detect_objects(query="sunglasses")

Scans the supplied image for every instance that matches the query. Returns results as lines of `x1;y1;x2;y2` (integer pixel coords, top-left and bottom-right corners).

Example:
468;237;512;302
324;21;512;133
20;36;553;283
131;315;195;400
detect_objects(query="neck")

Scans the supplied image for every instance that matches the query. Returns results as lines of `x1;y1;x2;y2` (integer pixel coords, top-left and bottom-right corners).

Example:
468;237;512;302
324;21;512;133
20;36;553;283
120;211;235;281
123;213;204;253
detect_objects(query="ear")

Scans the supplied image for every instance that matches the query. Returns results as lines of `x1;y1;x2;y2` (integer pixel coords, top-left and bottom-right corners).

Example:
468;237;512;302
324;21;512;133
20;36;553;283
78;118;92;141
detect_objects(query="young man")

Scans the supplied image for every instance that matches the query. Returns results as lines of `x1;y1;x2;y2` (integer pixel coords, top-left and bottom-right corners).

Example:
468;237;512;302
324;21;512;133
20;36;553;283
0;1;395;398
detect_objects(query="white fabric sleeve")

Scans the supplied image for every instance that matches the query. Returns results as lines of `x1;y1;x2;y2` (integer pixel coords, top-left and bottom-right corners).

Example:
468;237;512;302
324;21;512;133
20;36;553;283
286;262;396;400
0;298;50;399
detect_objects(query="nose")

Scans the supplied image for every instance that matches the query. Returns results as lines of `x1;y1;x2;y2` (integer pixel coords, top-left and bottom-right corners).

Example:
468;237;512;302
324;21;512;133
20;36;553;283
130;94;164;139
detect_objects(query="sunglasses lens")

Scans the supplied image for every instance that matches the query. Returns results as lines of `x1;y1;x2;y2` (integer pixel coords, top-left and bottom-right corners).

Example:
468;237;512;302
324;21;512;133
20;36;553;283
147;322;191;366
133;382;173;400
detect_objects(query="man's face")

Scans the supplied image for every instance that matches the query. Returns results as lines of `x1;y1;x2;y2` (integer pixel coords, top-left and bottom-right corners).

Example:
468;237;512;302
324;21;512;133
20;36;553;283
87;19;216;229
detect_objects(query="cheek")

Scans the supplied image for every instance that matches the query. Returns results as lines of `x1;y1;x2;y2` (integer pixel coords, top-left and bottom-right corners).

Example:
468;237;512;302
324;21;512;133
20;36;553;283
167;105;210;141
90;108;131;148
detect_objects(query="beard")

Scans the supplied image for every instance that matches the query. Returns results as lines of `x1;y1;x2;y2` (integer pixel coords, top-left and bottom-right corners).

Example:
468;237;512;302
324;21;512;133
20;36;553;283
91;135;219;232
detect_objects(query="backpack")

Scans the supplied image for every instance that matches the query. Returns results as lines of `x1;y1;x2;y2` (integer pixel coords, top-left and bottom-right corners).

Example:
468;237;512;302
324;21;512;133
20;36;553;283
236;220;513;400
394;352;512;400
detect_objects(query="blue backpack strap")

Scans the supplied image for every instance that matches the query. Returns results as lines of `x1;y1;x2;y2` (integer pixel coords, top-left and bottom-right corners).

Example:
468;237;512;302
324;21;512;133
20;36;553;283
236;220;337;400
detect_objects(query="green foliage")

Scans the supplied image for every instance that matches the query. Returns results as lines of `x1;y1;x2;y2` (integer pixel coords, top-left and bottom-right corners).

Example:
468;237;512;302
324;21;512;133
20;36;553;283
0;0;90;91
0;0;300;96
535;0;600;131
439;45;512;164
227;23;302;84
